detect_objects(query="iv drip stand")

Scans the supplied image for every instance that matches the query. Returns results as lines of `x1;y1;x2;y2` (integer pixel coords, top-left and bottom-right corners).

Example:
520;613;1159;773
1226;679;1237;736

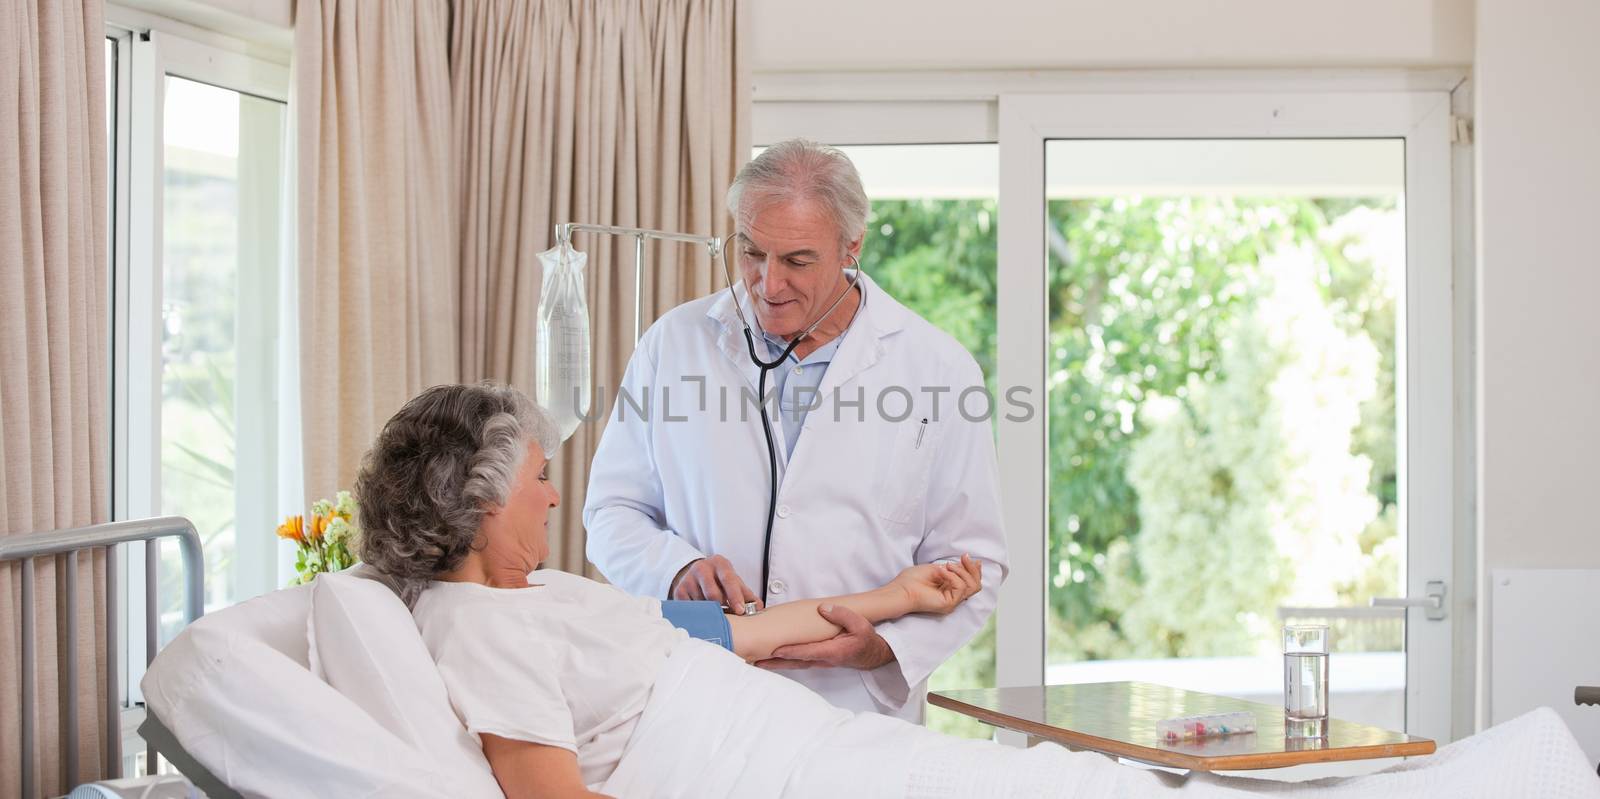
554;223;724;343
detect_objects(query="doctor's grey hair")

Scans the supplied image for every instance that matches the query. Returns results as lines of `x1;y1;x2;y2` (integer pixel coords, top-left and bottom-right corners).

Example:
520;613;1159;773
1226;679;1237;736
726;138;870;250
354;383;559;606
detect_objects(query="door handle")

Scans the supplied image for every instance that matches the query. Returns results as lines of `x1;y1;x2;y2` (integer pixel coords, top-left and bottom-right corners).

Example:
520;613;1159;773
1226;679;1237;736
1370;579;1447;621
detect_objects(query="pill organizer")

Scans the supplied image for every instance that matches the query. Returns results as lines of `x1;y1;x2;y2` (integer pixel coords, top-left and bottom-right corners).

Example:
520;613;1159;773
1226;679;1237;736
1156;711;1257;742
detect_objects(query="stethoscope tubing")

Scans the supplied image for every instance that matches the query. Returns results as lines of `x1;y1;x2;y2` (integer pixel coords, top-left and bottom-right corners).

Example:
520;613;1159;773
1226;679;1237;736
720;247;862;605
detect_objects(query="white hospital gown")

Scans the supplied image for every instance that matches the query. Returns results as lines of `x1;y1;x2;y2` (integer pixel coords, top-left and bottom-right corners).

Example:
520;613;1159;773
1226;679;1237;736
411;570;686;787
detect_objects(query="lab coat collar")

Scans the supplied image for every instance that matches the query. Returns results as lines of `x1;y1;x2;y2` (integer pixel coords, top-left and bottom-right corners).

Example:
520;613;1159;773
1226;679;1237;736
705;269;907;393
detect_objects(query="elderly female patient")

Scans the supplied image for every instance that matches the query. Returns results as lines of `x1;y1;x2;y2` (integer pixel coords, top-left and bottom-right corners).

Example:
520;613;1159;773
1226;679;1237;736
355;383;982;797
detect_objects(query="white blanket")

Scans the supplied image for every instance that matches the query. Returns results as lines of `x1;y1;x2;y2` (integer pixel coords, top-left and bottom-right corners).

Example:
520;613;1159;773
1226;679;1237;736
601;639;1600;799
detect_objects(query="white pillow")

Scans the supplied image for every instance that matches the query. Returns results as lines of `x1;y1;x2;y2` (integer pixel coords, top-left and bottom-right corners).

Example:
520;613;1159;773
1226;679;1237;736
142;611;462;797
307;571;502;797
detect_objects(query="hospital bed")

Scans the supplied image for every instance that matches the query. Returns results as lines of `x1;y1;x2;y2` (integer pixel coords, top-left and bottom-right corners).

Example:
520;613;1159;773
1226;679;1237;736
12;518;1599;798
0;517;204;798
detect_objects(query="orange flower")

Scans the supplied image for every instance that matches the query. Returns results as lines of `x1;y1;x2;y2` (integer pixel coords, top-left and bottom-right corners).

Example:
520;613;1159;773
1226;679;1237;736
276;515;305;544
309;512;331;542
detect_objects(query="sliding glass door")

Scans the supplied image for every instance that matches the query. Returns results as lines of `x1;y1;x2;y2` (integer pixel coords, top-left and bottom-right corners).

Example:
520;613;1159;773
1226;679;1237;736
994;93;1457;744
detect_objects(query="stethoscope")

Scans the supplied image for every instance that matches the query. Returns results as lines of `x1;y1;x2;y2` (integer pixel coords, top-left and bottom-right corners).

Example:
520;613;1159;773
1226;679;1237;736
718;246;864;605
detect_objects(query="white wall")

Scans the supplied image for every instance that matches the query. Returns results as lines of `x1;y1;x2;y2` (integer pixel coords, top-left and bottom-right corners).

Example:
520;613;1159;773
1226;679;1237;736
164;0;1476;72
750;0;1473;73
1474;0;1600;726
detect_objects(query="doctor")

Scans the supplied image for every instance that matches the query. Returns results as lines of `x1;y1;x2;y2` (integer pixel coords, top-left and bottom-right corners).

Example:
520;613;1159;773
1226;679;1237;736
584;139;1008;722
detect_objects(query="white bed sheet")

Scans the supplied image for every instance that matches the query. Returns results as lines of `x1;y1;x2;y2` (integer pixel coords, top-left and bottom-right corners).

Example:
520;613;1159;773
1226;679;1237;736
604;638;1600;799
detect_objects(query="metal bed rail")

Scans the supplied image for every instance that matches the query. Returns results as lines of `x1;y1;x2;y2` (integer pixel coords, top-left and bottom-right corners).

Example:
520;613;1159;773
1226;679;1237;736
1;516;203;798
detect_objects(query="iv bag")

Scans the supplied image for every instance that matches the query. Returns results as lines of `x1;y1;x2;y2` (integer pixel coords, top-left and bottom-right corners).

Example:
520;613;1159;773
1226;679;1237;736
536;242;592;443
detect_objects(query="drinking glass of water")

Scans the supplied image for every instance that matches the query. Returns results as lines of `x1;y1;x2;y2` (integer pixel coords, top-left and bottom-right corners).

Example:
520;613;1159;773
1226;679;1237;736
1283;624;1329;738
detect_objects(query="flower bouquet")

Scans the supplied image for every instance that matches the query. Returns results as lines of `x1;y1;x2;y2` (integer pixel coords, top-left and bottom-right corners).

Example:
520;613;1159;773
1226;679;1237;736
276;490;360;584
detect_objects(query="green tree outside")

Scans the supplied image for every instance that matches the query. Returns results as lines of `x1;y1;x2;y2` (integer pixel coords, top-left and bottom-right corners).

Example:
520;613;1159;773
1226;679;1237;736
864;195;1401;737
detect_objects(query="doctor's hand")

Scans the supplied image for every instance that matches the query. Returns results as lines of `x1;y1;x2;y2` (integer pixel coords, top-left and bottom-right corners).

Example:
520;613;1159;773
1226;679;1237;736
756;604;896;671
670;556;763;615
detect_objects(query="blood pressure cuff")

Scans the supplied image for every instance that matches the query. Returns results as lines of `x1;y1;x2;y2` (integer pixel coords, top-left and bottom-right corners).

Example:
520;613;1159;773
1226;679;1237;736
659;600;734;651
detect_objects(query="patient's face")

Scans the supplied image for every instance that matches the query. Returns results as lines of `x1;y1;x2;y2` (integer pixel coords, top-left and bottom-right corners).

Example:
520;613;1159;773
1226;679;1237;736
479;440;560;574
736;198;861;340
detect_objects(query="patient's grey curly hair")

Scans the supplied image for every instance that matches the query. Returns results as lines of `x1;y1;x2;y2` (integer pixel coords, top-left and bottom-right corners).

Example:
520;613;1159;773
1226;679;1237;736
355;383;559;606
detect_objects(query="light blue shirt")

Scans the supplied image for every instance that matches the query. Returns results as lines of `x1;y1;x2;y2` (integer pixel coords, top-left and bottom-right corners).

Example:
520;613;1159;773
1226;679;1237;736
759;285;864;459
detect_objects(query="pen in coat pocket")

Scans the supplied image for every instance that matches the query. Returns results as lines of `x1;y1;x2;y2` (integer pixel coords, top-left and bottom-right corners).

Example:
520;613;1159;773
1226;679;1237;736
915;417;928;449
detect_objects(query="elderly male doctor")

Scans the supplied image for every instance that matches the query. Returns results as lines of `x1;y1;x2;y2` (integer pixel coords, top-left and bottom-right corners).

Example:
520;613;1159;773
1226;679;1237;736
584;139;1008;722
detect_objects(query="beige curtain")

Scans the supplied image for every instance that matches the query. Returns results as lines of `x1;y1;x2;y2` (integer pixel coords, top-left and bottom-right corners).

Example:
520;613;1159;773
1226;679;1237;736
0;0;112;796
452;0;748;575
295;0;460;502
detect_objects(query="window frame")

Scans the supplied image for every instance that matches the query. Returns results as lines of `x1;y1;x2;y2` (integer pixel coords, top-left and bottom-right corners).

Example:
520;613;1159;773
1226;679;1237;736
105;28;134;751
109;26;291;716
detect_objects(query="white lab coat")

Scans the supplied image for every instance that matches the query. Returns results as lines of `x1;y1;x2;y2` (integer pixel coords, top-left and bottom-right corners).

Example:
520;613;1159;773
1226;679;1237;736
583;271;1009;722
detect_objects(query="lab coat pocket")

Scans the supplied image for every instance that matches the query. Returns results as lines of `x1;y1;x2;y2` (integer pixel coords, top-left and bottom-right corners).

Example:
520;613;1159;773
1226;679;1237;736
874;419;937;525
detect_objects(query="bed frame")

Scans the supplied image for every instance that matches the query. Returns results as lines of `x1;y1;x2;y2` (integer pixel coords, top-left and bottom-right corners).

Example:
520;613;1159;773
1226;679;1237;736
1580;687;1600;776
0;517;204;798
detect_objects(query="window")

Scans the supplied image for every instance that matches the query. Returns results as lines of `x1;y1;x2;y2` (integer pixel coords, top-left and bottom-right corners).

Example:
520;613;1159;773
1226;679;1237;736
107;29;293;725
1041;140;1406;732
158;75;287;618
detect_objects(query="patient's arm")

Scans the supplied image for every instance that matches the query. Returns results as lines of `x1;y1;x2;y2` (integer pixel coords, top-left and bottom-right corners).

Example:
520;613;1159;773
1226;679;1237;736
480;734;612;799
728;555;982;662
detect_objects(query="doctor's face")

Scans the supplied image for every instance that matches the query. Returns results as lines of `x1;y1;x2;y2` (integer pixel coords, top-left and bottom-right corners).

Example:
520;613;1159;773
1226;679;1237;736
736;198;862;339
479;440;561;572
